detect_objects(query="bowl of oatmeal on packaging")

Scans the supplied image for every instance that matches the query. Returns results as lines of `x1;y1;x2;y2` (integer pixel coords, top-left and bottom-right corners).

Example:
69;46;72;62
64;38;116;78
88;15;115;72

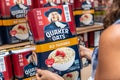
46;47;75;71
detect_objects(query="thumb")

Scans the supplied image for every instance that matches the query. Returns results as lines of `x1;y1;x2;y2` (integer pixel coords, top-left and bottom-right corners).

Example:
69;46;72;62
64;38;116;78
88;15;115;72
36;69;44;75
36;69;49;75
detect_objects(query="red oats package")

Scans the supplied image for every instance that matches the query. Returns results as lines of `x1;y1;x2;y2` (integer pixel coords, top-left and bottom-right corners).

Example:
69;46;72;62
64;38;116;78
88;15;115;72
78;33;88;47
88;31;94;47
0;27;3;45
0;3;3;45
33;0;61;8
74;0;94;10
10;46;37;80
74;0;82;10
0;0;33;44
0;0;33;18
0;50;13;80
74;9;94;27
61;0;74;10
28;5;81;78
0;1;2;27
27;5;77;44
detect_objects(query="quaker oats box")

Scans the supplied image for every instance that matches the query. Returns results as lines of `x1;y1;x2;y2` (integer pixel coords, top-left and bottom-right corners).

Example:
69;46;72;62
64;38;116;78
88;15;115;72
33;0;61;8
62;70;81;80
74;0;94;10
78;33;88;47
94;10;105;23
35;36;81;76
0;27;3;45
74;0;82;10
61;0;74;10
1;22;32;44
10;46;37;80
27;5;77;44
0;0;33;19
0;0;33;44
88;31;94;47
0;50;13;80
74;9;94;27
0;4;2;27
0;1;3;45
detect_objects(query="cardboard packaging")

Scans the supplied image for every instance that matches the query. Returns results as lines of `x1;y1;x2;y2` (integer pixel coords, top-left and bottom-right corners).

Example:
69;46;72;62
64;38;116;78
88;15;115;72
0;0;33;18
0;1;2;27
74;9;94;27
94;10;105;23
0;50;13;80
88;31;94;47
74;0;94;10
27;5;81;78
35;37;81;76
0;2;3;45
94;30;101;47
32;0;61;8
61;0;74;10
27;5;77;44
78;33;88;47
88;31;101;47
74;0;94;27
0;0;33;44
0;27;3;45
10;46;37;80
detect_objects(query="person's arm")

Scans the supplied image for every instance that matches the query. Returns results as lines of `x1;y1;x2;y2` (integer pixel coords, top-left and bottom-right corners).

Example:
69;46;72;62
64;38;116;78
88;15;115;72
95;24;120;80
36;69;64;80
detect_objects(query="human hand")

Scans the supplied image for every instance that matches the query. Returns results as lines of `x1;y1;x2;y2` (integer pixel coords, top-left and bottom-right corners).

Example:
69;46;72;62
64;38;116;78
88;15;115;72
36;69;64;80
79;45;93;60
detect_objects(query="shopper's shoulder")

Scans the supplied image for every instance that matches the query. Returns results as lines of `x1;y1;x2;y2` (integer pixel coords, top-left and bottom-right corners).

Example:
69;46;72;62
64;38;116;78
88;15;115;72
101;24;120;42
106;24;120;35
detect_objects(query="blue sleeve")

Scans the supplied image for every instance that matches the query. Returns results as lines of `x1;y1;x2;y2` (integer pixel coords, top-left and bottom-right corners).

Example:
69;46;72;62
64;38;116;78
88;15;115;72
91;47;99;79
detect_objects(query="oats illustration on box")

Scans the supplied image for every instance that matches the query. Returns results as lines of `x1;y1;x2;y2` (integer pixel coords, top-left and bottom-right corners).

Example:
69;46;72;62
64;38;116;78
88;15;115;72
62;71;79;80
45;47;75;71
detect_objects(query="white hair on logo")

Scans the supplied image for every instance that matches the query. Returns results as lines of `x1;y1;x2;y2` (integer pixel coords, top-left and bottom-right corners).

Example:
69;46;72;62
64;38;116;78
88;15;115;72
62;0;69;2
48;12;62;22
27;55;32;63
46;0;55;2
14;0;24;4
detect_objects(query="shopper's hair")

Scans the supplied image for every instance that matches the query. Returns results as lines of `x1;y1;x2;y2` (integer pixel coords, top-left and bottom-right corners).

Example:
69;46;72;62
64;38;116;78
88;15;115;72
103;0;120;29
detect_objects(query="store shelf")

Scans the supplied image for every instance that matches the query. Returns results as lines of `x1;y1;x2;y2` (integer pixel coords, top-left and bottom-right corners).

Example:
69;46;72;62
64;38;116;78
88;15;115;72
0;23;103;50
0;42;31;50
76;23;104;34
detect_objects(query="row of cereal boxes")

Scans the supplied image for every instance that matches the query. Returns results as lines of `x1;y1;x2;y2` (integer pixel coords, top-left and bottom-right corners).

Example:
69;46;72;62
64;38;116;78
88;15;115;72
0;0;95;45
0;45;81;80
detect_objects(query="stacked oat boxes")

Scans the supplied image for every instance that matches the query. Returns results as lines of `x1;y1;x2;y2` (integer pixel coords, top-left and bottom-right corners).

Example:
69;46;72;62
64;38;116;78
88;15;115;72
74;0;94;27
0;0;33;44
